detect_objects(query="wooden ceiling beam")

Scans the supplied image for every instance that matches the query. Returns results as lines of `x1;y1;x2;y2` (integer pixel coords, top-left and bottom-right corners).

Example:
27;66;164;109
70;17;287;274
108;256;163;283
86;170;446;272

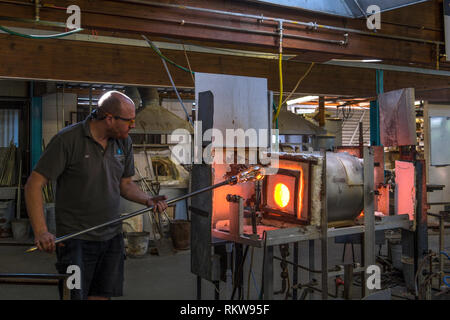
0;0;443;66
416;87;450;102
1;35;449;98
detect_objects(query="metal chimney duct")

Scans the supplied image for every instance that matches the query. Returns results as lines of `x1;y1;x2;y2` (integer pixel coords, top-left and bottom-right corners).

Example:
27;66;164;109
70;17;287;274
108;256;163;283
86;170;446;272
124;86;142;110
130;87;193;134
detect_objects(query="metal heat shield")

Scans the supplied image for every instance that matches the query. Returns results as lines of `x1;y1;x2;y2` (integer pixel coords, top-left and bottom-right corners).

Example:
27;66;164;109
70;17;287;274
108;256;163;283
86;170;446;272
378;88;416;147
190;92;220;283
194;73;270;149
376;185;390;215
395;160;415;221
197;91;214;148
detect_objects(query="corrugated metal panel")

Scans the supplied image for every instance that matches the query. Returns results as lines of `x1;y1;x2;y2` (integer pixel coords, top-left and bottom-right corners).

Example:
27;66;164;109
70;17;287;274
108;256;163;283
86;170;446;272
246;0;353;17
329;107;370;146
344;0;429;18
246;0;428;18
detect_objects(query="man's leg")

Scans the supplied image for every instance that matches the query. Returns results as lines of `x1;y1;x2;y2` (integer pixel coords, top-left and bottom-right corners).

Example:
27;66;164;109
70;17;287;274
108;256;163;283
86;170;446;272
55;239;99;300
87;233;125;299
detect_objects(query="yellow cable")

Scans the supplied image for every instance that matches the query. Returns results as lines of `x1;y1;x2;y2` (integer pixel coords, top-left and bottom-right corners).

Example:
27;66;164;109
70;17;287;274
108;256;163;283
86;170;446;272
182;43;195;85
273;51;283;125
282;62;315;105
273;60;315;125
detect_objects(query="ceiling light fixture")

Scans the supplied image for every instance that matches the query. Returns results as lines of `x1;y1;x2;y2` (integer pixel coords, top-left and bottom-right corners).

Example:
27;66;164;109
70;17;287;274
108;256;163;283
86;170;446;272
286;95;319;105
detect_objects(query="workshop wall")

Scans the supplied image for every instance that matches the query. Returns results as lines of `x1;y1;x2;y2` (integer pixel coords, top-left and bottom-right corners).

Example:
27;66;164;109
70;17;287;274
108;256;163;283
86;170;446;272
0;80;27;97
161;99;194;121
42;93;77;146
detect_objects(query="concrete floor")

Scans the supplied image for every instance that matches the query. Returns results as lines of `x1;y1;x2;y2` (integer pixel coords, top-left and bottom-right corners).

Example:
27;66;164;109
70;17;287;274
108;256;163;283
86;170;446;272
0;230;449;300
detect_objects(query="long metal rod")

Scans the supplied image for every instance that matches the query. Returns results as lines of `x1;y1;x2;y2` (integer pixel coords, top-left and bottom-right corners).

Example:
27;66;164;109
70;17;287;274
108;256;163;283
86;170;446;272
26;178;233;252
169;18;347;45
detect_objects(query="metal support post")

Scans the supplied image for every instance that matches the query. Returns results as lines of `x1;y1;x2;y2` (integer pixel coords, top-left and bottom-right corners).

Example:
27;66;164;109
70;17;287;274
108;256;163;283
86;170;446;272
226;242;234;298
318;97;325;127
321;150;328;300
197;275;202;300
439;214;444;288
415;161;428;278
309;240;315;300
370;69;383;146
363;146;375;297
30;82;43;170
214;281;220;300
344;264;354;300
293;242;298;300
234;243;244;299
401;229;416;292
263;245;274;300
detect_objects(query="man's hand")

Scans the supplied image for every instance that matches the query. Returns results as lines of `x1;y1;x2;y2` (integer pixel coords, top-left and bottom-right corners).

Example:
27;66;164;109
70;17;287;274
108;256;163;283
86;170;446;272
34;231;56;253
146;195;168;213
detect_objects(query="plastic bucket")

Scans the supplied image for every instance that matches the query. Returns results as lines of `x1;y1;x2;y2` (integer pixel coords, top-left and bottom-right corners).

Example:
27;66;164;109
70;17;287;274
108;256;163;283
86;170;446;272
170;220;190;250
126;232;150;258
11;219;30;240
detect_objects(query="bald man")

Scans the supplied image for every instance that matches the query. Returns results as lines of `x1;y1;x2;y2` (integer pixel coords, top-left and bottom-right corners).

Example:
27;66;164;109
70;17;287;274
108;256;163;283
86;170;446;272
25;91;167;300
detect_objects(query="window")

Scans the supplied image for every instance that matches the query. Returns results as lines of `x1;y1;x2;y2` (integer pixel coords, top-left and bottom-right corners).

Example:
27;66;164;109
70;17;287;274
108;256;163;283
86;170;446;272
430;116;450;166
0;109;19;147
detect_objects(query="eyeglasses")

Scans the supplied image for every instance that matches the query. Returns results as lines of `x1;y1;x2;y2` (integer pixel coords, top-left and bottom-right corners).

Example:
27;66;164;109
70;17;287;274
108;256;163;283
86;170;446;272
106;113;135;125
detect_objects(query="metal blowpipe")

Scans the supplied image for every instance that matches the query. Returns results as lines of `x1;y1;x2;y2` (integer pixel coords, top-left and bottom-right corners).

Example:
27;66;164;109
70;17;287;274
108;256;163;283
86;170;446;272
26;166;265;253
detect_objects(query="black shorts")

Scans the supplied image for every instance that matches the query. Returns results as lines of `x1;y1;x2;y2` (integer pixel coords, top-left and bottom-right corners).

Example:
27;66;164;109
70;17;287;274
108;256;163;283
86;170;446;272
55;233;125;300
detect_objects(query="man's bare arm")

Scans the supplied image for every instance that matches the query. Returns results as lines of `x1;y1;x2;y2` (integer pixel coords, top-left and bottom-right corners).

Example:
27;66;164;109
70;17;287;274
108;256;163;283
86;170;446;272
120;177;168;212
24;171;55;253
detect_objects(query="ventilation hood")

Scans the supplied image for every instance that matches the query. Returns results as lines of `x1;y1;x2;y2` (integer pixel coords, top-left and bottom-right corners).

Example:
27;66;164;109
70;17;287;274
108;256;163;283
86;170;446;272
278;106;326;135
128;87;193;135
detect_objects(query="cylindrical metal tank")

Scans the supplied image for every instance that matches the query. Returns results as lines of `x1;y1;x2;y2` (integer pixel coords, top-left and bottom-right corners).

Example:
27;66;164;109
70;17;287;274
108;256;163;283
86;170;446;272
326;152;364;222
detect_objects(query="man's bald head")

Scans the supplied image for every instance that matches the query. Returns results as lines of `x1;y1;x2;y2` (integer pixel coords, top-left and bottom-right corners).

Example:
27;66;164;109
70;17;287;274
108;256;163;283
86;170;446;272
97;91;135;117
92;91;136;139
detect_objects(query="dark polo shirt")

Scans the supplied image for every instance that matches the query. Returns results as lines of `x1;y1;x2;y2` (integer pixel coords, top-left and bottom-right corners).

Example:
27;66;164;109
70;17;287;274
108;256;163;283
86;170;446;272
34;115;135;241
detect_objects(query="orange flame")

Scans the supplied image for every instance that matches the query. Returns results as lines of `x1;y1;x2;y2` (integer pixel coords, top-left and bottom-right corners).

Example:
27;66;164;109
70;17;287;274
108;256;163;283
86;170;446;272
274;161;305;219
274;183;290;208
